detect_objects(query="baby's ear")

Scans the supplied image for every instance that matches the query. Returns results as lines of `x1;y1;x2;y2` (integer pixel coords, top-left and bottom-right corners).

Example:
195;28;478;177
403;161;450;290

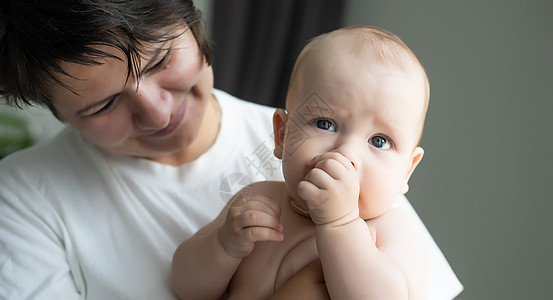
400;146;424;194
273;109;288;159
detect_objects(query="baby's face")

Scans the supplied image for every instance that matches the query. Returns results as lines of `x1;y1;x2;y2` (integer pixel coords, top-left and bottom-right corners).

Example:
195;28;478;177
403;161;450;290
281;48;426;219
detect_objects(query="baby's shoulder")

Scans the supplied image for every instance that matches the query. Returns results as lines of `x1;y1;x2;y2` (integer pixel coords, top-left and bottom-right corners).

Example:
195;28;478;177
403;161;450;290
367;208;425;244
250;180;286;190
371;207;418;223
247;181;287;201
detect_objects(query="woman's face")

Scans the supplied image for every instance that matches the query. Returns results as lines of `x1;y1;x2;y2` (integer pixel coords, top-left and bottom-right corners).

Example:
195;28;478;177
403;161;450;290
49;27;214;162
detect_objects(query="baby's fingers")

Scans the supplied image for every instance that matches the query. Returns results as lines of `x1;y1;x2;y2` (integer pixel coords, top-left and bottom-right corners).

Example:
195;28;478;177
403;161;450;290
234;208;283;237
221;205;283;258
297;180;322;203
309;152;355;171
231;193;281;218
239;223;284;244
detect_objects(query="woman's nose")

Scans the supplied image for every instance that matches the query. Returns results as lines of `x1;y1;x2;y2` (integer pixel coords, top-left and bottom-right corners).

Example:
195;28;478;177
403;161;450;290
131;83;172;130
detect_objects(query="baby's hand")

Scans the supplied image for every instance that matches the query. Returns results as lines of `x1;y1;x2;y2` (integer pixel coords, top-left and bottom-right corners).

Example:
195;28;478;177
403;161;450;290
218;193;284;258
297;152;360;226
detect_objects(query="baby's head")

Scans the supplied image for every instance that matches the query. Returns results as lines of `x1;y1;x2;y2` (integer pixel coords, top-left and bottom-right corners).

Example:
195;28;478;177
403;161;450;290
274;26;429;219
287;26;429;142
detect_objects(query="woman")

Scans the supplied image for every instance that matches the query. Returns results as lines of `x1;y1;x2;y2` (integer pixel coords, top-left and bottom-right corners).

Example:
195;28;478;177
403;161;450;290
0;1;461;299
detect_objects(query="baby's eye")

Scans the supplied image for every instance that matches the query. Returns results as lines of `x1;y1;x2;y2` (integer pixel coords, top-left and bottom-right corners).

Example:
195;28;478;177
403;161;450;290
314;119;336;132
369;135;391;149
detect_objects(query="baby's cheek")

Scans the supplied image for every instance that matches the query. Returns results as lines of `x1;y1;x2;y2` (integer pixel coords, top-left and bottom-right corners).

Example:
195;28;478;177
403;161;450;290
358;189;393;220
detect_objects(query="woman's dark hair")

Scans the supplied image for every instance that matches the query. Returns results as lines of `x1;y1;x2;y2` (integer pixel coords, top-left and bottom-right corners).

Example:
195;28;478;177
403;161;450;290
0;0;212;117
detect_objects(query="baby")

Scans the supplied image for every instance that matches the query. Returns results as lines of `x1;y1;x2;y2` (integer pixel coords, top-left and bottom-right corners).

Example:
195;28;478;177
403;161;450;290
173;26;430;299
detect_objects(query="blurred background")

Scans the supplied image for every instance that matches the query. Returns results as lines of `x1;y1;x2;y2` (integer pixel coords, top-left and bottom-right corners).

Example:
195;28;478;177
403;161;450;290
2;0;552;298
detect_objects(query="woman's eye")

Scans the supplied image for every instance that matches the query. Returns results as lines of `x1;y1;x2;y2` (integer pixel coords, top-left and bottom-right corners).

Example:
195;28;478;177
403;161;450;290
146;51;170;73
315;119;336;132
91;96;118;116
369;135;391;149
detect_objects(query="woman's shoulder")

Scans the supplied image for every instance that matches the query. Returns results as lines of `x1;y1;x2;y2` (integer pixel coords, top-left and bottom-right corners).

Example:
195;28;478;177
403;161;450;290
214;89;276;115
212;89;278;157
2;128;78;163
0;128;97;184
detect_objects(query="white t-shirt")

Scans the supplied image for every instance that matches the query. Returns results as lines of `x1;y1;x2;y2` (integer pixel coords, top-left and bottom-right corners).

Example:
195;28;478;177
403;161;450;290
0;89;462;299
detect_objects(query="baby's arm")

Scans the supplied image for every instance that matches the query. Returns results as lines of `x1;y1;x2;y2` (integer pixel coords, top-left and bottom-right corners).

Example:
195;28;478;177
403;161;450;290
171;189;283;299
317;210;427;299
298;152;427;299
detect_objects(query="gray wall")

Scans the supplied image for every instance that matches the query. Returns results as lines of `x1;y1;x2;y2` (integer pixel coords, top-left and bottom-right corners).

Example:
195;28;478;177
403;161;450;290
344;0;553;299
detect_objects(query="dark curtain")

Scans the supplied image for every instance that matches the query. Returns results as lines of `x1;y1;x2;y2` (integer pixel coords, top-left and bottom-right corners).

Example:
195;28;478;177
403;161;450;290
211;0;347;108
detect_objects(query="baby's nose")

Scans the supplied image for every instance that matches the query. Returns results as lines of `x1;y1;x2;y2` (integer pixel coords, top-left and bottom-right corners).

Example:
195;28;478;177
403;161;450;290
335;143;359;170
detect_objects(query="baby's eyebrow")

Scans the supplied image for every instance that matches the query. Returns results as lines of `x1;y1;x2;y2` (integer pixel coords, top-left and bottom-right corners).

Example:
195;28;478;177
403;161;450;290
299;109;323;117
297;103;336;118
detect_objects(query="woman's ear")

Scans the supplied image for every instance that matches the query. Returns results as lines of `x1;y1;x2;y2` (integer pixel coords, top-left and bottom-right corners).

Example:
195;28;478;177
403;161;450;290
400;146;424;194
273;108;288;159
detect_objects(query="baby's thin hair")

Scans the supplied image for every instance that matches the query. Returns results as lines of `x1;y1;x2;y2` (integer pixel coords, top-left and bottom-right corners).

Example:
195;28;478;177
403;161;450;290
288;26;427;101
346;26;419;72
